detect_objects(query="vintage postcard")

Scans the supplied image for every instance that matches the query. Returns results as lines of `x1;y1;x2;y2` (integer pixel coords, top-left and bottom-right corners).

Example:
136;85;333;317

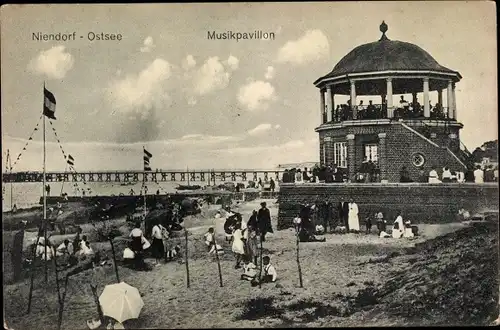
1;2;498;329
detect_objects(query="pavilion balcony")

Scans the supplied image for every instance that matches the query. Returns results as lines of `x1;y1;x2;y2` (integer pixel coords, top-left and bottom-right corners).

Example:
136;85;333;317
321;105;457;125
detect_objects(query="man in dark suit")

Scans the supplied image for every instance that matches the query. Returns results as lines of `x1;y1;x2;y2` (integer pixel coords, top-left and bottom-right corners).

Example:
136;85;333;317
257;202;273;242
338;199;349;230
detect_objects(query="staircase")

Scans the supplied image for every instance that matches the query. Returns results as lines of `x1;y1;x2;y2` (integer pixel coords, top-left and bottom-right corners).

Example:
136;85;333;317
457;141;474;169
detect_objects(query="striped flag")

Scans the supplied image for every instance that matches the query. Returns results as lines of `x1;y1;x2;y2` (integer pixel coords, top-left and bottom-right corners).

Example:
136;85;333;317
144;148;152;171
43;87;57;120
67;154;74;166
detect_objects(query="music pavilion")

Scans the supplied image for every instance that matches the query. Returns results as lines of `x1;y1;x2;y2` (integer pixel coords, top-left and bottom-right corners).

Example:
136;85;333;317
314;22;468;182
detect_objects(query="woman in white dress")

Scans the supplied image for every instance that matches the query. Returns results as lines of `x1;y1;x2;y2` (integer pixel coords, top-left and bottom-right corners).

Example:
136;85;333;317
392;212;405;238
347;199;360;231
231;223;245;269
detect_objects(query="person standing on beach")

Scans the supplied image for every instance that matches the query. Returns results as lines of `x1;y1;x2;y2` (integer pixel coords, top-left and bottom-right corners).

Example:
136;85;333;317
231;222;245;269
347;198;360;232
151;219;165;266
269;178;276;195
257;202;273;242
338;199;350;230
244;224;259;265
247;210;258;229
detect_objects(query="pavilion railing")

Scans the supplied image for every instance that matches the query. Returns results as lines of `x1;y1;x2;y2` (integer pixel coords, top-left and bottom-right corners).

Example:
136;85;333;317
323;104;456;124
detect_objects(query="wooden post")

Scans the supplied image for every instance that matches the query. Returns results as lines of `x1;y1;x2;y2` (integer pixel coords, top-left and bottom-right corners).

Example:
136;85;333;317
27;223;44;314
90;284;104;324
109;238;120;283
184;229;190;288
51;242;62;306
258;237;263;288
44;222;48;283
296;227;303;288
57;276;69;330
212;236;223;287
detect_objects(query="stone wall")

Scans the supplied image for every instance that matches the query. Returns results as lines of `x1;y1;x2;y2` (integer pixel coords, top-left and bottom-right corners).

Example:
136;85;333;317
277;183;499;230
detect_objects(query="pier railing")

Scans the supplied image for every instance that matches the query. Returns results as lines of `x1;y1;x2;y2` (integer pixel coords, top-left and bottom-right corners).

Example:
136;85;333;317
2;169;283;183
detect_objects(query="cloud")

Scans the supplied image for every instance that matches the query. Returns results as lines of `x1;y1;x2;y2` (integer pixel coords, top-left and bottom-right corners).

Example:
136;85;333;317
276;30;330;65
107;58;172;112
192;56;231;95
274;124;281;129
247;123;272;136
237;80;276;111
226;55;239;70
28;46;74;79
182;55;197;70
2;134;316;171
140;36;155;53
187;97;197;106
264;66;275;80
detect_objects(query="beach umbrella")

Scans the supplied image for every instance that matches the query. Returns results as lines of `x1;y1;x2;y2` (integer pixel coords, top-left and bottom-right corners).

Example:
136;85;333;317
98;282;144;323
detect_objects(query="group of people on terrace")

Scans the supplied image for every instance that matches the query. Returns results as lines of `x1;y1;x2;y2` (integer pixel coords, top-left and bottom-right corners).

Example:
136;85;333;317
400;164;498;183
327;96;449;123
281;165;349;184
281;161;498;185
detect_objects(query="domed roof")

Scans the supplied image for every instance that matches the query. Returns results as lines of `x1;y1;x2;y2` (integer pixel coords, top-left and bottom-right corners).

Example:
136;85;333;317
315;22;461;85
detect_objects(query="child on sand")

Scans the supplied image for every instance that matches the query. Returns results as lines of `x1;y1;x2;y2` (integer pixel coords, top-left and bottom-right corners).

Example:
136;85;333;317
209;243;224;256
251;256;277;286
204;228;215;251
241;256;257;281
365;215;373;234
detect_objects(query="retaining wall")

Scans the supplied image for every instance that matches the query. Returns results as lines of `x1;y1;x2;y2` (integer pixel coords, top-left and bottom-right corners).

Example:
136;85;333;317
277;183;499;230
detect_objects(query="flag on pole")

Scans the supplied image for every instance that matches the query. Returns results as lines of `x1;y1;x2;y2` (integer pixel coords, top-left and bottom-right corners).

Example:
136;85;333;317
67;154;74;166
43;87;57;120
144;148;152;171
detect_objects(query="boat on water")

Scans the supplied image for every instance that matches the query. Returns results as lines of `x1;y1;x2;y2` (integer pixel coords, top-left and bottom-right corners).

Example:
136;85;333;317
120;182;135;186
176;184;202;191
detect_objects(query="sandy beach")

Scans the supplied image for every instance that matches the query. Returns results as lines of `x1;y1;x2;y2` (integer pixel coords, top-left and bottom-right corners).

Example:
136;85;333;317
4;198;496;329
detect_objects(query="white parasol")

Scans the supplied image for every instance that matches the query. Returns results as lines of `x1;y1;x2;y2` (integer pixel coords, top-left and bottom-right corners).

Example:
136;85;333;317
98;282;144;323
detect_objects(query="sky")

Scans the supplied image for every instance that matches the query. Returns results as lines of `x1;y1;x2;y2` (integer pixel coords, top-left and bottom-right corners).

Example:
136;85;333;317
1;2;497;171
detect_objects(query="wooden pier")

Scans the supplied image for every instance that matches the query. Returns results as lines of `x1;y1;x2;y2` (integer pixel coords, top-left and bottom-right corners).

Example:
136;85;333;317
2;169;283;183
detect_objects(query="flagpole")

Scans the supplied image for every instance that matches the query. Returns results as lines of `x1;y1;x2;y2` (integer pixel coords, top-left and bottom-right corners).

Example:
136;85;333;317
8;150;13;212
43;82;48;283
143;147;147;227
60;163;68;196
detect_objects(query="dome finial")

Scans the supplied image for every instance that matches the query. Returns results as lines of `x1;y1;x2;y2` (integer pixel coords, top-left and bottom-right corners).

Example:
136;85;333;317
379;21;389;41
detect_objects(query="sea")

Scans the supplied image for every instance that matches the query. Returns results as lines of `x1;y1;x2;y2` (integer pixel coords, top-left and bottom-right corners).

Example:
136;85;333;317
1;178;278;212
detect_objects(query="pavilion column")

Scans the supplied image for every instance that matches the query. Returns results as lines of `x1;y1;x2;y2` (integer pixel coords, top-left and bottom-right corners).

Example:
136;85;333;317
412;92;417;106
350;81;357;119
386;78;393;118
324;136;333;166
330;91;335;121
423;78;430;118
447;80;454;119
320;89;326;124
346;134;356;182
452;82;457;120
326;85;333;122
378;133;387;182
438;89;443;108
